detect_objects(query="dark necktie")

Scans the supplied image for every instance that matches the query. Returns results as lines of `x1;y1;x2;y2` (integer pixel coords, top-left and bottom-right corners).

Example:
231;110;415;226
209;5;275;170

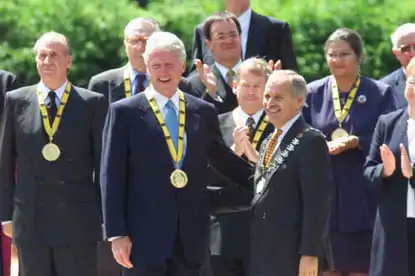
246;116;255;141
47;91;58;124
134;74;147;95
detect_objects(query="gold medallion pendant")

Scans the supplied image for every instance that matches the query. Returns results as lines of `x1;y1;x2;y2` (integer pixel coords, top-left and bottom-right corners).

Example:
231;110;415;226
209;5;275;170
331;127;349;140
42;143;61;162
170;169;188;188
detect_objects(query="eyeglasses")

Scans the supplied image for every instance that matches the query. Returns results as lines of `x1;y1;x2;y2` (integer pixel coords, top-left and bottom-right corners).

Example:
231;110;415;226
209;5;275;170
398;44;415;55
125;37;148;45
326;52;354;60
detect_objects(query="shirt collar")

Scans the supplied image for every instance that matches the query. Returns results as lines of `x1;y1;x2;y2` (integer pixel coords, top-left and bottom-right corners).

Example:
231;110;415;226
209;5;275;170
144;85;180;111
277;112;301;136
128;63;148;81
233;106;264;127
238;8;252;32
38;80;68;100
215;60;242;81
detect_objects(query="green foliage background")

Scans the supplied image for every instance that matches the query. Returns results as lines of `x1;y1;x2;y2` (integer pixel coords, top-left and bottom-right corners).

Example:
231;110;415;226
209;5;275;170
0;0;414;87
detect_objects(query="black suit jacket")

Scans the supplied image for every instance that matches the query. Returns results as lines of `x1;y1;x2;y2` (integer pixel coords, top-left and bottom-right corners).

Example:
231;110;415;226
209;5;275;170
364;108;413;276
380;68;406;109
249;116;332;276
188;10;298;74
0;84;108;246
208;110;274;260
88;66;197;103
100;91;253;265
0;70;18;119
187;64;237;114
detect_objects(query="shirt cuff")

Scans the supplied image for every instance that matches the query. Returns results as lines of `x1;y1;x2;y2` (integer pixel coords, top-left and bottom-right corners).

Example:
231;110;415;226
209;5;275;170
108;236;123;241
1;221;12;225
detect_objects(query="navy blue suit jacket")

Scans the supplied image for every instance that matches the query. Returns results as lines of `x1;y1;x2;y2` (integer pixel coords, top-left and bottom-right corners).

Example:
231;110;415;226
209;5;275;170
380;68;406;109
100;91;253;265
364;108;412;276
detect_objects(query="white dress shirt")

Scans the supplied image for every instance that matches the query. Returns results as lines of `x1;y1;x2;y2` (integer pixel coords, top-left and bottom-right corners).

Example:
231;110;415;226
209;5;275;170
38;80;68;106
407;118;415;218
237;8;252;59
215;60;242;83
232;106;264;128
267;113;301;155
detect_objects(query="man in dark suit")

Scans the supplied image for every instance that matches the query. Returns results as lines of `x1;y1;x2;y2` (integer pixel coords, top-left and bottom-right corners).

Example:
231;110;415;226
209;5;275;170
188;0;297;75
0;31;107;276
238;70;332;276
100;31;253;276
88;17;195;104
0;70;18;119
207;57;273;276
188;12;243;114
381;23;415;109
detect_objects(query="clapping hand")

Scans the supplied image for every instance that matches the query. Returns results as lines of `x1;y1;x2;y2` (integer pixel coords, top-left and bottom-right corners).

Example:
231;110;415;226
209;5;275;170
194;59;217;97
400;144;413;179
268;59;281;71
380;144;396;177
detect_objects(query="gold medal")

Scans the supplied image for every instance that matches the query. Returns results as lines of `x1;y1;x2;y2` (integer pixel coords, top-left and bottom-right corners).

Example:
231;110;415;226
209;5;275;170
331;127;349;140
170;169;188;188
42;143;61;161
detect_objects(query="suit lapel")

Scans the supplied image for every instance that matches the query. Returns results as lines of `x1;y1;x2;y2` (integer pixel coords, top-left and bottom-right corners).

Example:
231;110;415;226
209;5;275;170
395;69;406;106
211;64;230;100
182;94;200;169
24;86;47;150
110;67;127;103
245;12;266;59
395;108;409;150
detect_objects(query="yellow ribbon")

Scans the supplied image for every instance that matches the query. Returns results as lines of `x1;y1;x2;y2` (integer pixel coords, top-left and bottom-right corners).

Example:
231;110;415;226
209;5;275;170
331;77;361;127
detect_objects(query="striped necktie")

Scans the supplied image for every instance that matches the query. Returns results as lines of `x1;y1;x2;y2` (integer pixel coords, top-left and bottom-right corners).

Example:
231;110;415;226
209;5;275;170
264;129;283;166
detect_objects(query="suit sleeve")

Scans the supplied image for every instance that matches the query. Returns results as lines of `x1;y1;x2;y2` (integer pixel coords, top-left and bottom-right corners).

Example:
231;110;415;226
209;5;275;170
187;27;204;75
0;94;16;222
298;133;332;257
363;116;388;189
100;103;129;238
357;86;397;156
92;95;108;220
275;22;298;71
207;106;253;188
88;77;110;101
6;73;18;91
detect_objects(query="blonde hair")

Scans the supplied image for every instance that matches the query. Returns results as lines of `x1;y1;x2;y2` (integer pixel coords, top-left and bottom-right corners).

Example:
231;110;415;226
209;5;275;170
235;57;272;83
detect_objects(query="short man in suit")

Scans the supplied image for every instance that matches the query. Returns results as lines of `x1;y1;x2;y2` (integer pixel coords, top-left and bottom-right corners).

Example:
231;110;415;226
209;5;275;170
100;31;253;276
188;12;243;114
208;57;274;276
381;23;415;109
88;17;195;103
0;70;18;119
238;70;332;276
188;0;297;74
0;31;108;276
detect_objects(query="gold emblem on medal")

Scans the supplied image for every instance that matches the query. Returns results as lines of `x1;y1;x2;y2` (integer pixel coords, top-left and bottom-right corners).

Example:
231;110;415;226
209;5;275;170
170;169;188;188
331;127;349;140
42;143;61;161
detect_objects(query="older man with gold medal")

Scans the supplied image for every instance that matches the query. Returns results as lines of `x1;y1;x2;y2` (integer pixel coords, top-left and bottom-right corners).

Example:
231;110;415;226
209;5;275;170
0;32;107;276
100;31;253;276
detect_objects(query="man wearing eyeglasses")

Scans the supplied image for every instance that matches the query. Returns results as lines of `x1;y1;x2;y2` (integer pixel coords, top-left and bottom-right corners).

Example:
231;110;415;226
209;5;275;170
381;23;415;109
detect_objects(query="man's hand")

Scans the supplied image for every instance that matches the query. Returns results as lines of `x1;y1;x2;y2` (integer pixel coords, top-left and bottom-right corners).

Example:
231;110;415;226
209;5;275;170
298;255;318;276
194;59;217;96
233;126;249;156
268;59;281;71
400;143;413;179
380;144;396;177
111;236;133;269
3;222;12;238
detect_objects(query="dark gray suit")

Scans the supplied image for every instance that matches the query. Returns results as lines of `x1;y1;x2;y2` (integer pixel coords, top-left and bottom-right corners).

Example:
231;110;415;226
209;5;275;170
187;64;237;114
188;11;298;75
0;69;18;118
381;68;406;109
208;110;274;276
88;66;198;103
249;116;332;276
0;84;107;276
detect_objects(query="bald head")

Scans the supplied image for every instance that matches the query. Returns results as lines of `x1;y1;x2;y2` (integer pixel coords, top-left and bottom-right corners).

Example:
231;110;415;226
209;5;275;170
33;31;71;56
124;17;159;38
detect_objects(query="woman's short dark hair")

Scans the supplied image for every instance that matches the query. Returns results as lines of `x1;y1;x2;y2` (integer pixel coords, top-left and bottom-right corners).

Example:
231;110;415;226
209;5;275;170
324;28;364;60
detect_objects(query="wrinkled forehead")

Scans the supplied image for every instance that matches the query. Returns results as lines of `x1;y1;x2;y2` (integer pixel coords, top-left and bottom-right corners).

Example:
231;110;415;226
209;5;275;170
125;21;157;39
266;75;291;93
396;31;415;46
36;41;69;55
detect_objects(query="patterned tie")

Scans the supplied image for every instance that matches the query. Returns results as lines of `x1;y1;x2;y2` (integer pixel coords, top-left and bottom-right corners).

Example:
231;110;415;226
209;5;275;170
134;74;147;95
164;100;179;151
226;70;235;87
264;129;283;166
47;91;58;124
246;116;255;142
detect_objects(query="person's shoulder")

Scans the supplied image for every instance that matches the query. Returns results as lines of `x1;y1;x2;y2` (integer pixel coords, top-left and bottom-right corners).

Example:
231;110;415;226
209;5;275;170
252;10;287;26
72;85;106;101
89;67;124;83
307;76;331;93
379;108;406;125
5;85;36;100
380;68;403;83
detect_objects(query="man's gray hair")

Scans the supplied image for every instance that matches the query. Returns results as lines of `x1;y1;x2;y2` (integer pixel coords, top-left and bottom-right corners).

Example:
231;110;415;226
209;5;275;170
270;70;307;99
33;31;71;55
143;31;186;64
124;17;160;37
391;23;415;49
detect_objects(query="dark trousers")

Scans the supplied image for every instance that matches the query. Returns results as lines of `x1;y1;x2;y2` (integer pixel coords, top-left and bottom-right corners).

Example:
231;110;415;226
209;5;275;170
17;241;97;276
122;235;205;276
210;256;247;276
98;241;122;276
408;219;415;276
